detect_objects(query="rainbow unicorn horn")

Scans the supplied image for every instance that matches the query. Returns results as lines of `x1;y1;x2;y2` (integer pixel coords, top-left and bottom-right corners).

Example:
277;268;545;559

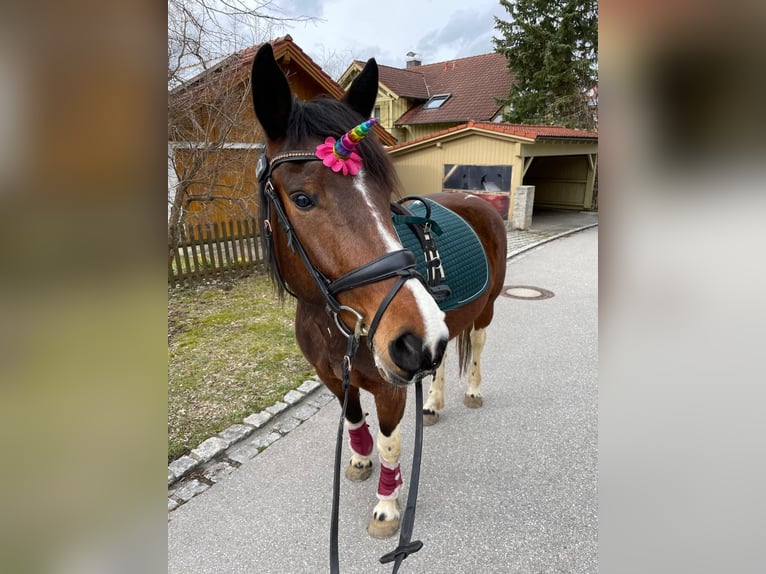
315;118;377;176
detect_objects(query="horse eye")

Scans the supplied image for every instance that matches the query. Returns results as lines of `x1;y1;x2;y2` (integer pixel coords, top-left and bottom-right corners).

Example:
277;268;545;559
290;192;315;210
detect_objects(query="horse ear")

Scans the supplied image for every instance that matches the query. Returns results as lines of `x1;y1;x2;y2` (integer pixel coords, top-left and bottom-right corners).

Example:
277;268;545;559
251;43;292;141
342;58;378;119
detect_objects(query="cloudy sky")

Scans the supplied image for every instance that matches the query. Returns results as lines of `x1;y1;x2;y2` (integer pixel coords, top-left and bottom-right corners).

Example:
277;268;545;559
277;0;510;75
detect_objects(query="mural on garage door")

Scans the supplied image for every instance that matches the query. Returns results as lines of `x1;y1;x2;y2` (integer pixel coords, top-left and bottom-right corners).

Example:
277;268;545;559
442;164;512;219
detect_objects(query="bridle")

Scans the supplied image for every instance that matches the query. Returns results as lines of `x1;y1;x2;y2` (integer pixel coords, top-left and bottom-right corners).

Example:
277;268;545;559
257;150;422;348
257;148;430;574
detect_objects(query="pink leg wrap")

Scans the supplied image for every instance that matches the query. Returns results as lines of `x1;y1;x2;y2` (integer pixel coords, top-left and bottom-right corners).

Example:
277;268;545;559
346;418;373;457
377;459;403;499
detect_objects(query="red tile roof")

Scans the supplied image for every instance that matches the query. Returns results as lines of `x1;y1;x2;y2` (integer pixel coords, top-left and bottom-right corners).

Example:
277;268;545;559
375;63;430;99
388;120;598;152
393;53;514;125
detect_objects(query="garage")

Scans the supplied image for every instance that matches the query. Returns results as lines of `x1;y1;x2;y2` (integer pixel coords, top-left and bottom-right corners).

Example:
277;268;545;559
387;120;598;226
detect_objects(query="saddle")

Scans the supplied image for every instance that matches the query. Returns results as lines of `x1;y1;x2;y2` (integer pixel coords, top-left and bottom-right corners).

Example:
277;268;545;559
391;196;489;311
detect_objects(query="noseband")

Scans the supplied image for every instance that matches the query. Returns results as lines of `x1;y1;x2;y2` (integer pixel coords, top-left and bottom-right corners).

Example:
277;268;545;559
257;150;423;349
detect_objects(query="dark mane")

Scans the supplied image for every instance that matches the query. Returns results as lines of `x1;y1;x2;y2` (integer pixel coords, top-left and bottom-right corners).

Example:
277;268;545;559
258;95;402;300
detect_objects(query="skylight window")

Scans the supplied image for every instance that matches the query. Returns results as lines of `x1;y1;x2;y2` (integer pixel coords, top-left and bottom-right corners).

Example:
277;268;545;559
423;93;451;110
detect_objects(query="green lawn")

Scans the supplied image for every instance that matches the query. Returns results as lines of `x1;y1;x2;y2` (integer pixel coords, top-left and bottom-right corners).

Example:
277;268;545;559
168;273;314;462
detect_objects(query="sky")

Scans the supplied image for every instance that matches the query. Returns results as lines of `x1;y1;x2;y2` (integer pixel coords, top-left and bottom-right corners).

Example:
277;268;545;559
276;0;510;77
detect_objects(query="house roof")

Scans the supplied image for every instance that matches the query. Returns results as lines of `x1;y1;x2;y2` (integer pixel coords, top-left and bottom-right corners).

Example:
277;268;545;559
388;120;598;153
339;60;430;99
170;35;396;146
170;35;342;106
393;53;514;126
376;63;430;99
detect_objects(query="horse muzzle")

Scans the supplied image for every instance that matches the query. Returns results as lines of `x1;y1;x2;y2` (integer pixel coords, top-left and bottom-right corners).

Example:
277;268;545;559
377;331;447;387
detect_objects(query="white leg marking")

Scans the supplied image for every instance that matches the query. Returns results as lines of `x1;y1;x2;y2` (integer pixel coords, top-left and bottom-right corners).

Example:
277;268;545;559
349;451;370;468
466;327;487;399
424;357;447;413
376;425;401;465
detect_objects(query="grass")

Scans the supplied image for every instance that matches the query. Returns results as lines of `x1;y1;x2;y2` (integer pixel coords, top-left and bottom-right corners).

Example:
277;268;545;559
168;272;314;462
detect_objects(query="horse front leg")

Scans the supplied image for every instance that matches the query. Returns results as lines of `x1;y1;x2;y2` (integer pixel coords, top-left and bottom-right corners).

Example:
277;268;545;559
368;386;407;539
422;358;446;425
343;386;374;482
315;368;375;483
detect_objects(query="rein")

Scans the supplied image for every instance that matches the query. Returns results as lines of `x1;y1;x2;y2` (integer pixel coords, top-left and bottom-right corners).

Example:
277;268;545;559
257;150;429;574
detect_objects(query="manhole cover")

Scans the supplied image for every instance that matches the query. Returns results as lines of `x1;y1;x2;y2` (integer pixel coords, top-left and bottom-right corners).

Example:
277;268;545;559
502;285;555;300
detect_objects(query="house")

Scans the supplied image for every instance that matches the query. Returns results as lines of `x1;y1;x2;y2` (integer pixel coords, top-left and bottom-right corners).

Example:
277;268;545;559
388;121;598;221
338;53;597;221
338;52;513;145
168;34;395;228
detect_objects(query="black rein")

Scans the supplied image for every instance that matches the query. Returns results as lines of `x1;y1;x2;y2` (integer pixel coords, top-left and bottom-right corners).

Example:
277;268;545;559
257;151;428;574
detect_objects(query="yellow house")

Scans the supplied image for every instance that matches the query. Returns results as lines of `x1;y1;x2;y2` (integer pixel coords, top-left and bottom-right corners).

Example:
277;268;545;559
339;53;598;222
388;121;598;221
338;52;513;144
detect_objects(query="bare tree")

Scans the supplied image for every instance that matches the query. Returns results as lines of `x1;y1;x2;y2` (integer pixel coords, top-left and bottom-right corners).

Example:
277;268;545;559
167;0;314;257
311;45;358;82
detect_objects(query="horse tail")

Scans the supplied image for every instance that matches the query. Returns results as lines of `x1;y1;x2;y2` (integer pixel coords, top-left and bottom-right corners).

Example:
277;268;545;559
456;326;473;377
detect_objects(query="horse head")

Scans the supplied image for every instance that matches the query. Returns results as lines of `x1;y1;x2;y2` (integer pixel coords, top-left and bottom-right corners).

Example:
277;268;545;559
250;44;449;385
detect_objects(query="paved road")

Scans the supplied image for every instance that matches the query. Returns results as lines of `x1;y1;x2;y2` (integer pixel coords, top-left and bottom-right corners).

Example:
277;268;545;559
168;227;597;574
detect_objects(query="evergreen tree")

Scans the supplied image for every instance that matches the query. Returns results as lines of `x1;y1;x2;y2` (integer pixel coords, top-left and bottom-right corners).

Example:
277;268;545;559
493;0;598;129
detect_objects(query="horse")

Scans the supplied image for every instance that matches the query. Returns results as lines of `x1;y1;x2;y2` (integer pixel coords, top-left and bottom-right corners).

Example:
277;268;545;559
250;43;507;540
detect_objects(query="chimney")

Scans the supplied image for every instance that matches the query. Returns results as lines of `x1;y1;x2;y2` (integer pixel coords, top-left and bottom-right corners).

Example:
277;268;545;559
405;51;421;68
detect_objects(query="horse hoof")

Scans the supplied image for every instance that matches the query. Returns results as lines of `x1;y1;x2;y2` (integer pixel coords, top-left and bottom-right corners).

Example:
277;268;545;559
345;460;373;482
463;394;483;408
368;515;400;539
422;409;440;426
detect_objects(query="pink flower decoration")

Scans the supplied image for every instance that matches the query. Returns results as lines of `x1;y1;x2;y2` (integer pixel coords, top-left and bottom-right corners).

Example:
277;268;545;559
315;138;363;176
314;118;376;176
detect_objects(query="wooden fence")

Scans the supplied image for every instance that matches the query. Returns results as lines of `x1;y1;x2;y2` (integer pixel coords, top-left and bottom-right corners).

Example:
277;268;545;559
168;218;263;287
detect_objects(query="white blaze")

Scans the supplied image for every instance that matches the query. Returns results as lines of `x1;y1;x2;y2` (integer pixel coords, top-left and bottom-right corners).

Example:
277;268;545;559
353;173;449;355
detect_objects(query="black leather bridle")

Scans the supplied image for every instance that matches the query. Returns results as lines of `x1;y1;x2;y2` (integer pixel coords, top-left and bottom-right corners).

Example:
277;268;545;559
257;149;429;574
257;150;422;347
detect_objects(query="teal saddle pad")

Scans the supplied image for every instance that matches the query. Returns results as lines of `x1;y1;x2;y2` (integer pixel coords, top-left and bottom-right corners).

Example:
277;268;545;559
392;198;489;311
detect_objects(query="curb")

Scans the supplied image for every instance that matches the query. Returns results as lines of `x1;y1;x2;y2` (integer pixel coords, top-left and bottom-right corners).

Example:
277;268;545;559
507;222;598;260
168;376;334;513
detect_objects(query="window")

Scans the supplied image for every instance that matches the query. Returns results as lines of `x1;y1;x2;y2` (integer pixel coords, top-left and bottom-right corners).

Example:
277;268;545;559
373;106;381;122
423;93;451;110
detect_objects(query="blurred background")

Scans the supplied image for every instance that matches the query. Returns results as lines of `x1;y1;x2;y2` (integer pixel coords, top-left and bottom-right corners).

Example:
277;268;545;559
600;1;766;572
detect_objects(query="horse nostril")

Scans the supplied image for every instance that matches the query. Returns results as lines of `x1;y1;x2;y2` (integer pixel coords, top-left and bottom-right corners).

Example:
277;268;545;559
389;331;428;378
389;332;447;379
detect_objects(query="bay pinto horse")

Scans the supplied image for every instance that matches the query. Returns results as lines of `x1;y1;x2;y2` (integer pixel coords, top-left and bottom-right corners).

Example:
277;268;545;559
251;44;507;539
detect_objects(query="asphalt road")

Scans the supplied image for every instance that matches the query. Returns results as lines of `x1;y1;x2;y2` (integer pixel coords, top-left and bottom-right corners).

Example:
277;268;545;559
168;227;597;574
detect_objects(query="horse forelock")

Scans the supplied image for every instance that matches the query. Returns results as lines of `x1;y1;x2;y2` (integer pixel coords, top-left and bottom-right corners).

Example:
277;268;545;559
285;97;401;198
